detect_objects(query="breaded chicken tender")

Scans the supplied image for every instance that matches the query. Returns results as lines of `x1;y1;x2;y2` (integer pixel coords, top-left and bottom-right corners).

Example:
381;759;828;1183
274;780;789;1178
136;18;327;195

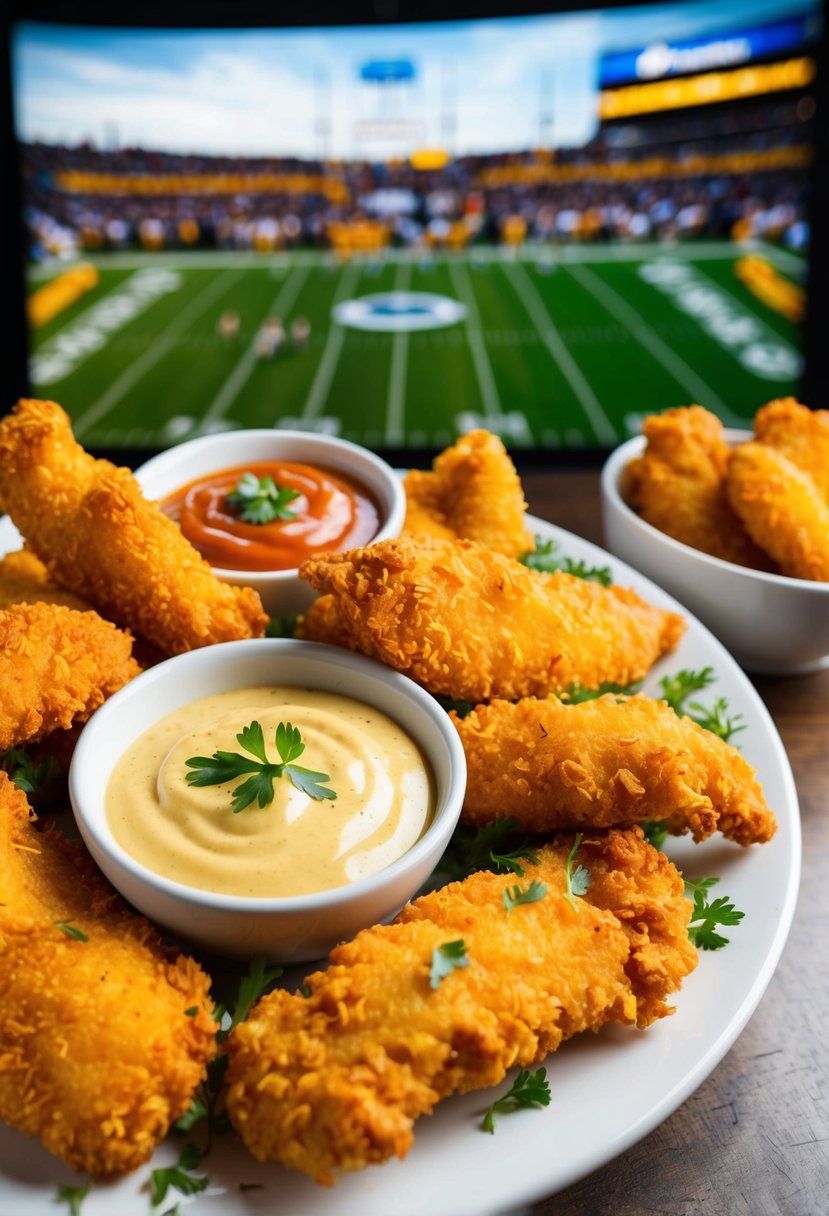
0;549;94;612
454;695;776;846
0;774;217;1176
0;399;268;654
0;601;140;751
625;405;772;568
299;535;684;702
753;397;829;500
726;442;829;582
226;828;696;1185
403;429;533;557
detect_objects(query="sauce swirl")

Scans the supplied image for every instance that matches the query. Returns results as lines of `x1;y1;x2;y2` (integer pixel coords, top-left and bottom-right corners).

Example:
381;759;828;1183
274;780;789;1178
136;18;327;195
106;687;433;899
160;461;380;572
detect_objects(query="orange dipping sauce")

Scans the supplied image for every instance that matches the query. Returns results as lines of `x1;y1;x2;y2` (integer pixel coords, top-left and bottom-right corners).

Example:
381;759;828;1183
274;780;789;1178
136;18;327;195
160;461;381;572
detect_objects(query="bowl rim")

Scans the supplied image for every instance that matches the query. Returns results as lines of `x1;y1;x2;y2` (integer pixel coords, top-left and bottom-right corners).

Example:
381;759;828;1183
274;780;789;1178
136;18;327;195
132;428;407;585
601;430;829;596
69;638;466;913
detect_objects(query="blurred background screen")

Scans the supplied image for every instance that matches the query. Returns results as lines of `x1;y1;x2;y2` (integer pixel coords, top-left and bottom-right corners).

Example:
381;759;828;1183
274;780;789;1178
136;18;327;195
8;0;823;457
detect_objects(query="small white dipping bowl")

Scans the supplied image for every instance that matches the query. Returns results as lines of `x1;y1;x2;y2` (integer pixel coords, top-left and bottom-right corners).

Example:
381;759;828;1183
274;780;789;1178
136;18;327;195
602;431;829;675
69;639;466;961
134;429;406;618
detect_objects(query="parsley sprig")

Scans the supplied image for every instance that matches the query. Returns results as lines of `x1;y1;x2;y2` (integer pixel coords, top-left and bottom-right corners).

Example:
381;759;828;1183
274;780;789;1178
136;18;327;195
685;877;745;950
0;746;59;796
55;1181;91;1216
437;816;541;883
563;834;591;909
226;473;301;524
640;820;670;850
503;879;547;913
150;1143;208;1207
481;1068;551;1133
429;940;470;990
55;919;89;942
185;720;336;812
659;668;746;743
519;537;613;586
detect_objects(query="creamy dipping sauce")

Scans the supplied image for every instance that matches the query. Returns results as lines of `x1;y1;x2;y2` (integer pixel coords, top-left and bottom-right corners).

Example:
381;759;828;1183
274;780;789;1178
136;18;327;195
106;687;433;899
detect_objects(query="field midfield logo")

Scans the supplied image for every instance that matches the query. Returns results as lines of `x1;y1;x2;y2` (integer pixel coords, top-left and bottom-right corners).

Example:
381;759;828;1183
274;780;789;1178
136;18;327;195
333;291;466;332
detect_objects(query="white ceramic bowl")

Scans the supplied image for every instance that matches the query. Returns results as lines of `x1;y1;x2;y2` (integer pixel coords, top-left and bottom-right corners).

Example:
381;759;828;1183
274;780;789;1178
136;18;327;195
134;429;406;618
601;430;829;675
69;638;466;961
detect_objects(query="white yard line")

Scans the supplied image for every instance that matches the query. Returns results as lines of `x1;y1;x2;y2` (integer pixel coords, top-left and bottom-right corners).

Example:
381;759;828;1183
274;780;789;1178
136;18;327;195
301;262;361;420
73;270;244;437
566;262;739;421
200;264;310;425
447;258;503;420
691;262;803;351
503;261;617;444
384;261;412;447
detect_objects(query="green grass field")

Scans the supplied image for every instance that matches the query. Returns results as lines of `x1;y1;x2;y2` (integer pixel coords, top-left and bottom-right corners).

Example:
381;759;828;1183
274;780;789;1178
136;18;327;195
26;240;805;451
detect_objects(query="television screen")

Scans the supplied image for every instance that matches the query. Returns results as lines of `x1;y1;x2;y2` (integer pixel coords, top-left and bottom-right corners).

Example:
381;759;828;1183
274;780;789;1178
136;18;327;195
9;0;822;455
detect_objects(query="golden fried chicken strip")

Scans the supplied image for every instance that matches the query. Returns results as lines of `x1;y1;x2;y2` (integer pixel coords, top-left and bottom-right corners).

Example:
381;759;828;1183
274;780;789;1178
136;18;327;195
0;549;93;612
226;828;696;1185
0;601;140;751
0;774;217;1176
403;429;533;557
299;535;684;702
0;399;267;654
454;695;776;846
625;405;773;569
726;442;829;582
754;397;829;500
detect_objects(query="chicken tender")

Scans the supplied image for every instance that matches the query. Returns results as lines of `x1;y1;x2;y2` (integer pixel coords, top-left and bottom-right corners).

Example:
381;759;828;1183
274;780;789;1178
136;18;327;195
0;549;93;612
403;429;533;557
625;405;772;568
726;442;829;582
226;828;696;1185
299;535;684;702
0;399;268;654
753;397;829;500
0;601;140;751
454;694;776;846
0;773;217;1176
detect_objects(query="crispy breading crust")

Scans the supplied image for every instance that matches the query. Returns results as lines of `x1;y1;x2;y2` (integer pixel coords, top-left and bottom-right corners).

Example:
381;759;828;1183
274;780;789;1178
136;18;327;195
226;828;696;1185
402;429;533;557
0;601;141;750
726;442;829;582
754;398;829;501
0;549;94;612
625;405;773;569
299;535;684;701
0;399;268;654
0;774;217;1176
454;695;777;846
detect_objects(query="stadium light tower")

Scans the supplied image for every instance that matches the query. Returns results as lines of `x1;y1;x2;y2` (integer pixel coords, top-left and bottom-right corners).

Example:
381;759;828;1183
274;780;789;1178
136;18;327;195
440;61;457;155
538;68;554;149
314;68;332;161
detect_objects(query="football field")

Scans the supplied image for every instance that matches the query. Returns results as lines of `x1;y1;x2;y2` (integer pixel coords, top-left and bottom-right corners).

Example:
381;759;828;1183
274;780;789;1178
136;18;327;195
26;240;805;452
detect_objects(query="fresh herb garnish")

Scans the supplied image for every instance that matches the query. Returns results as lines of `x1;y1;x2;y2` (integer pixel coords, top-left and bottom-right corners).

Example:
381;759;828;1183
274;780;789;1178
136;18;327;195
185;720;336;812
55;920;89;942
433;693;476;719
481;1067;551;1133
519;537;612;586
0;747;59;797
490;843;541;878
265;614;299;639
640;820;670;850
150;1143;208;1207
298;983;312;998
226;473;301;525
437;817;540;883
184;1006;198;1018
55;1180;91;1216
685;877;745;950
563;834;591;909
658;668;745;743
429;940;470;990
503;879;547;913
558;679;642;704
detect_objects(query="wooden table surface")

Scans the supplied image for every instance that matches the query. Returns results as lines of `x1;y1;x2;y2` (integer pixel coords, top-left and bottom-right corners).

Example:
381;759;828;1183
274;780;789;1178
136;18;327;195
517;469;829;1216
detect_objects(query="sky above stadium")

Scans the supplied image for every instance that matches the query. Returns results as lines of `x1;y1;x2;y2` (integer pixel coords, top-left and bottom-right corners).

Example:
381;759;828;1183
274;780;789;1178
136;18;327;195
13;0;819;159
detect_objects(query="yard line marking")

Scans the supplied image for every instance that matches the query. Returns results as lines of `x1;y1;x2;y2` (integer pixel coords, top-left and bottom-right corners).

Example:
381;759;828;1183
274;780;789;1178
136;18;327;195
447;258;503;419
73;269;244;437
691;261;803;349
302;262;361;420
566;262;738;421
200;264;310;425
384;261;412;447
503;260;616;444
